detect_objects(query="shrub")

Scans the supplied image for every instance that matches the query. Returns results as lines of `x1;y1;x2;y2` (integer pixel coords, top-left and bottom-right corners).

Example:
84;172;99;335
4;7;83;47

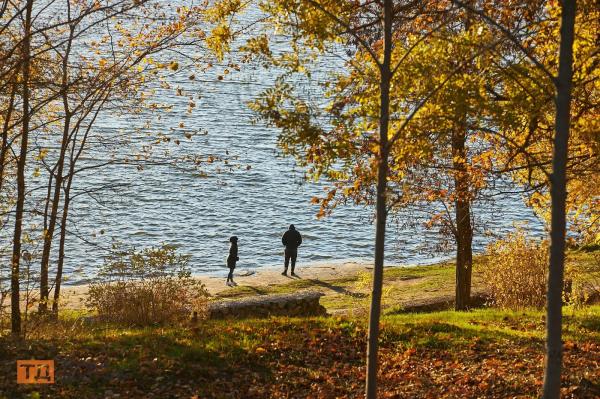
567;252;600;307
482;230;548;309
86;243;208;325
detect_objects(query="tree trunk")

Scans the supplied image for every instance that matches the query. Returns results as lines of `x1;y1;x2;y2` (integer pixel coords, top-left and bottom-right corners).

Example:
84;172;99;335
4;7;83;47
365;1;392;397
39;25;73;313
52;177;72;315
453;127;473;311
0;80;17;195
11;0;34;336
542;1;575;398
39;172;55;312
452;0;474;312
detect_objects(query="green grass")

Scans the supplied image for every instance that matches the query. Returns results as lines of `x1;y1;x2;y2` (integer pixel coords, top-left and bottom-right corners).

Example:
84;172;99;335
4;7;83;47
1;249;598;397
384;306;600;343
567;247;599;270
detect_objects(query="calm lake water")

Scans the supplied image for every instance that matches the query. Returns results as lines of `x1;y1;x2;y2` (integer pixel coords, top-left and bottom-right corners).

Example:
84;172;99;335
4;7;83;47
61;66;544;284
2;7;545;285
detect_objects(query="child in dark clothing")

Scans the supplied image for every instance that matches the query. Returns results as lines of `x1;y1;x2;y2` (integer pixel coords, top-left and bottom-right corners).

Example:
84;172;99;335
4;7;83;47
226;236;239;286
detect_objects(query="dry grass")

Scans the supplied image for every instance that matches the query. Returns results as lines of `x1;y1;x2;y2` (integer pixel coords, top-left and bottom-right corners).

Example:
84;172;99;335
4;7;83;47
481;231;549;309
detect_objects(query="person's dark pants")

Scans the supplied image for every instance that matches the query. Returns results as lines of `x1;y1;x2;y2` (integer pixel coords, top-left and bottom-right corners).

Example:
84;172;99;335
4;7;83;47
284;248;298;273
227;265;235;282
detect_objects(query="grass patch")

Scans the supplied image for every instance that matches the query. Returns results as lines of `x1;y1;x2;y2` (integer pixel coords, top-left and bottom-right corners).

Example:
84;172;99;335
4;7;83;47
1;306;599;398
214;261;463;315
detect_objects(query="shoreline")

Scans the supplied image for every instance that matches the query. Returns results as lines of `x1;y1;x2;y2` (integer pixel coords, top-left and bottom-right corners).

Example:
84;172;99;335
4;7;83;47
59;254;456;286
56;261;381;310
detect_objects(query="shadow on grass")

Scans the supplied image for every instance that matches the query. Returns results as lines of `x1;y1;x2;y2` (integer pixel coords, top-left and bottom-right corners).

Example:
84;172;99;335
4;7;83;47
379;319;545;351
0;316;364;398
306;279;368;298
0;321;277;399
216;285;268;298
238;285;268;296
578;314;600;332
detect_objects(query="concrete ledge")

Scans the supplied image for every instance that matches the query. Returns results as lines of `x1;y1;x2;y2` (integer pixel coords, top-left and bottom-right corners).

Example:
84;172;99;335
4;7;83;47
207;291;327;319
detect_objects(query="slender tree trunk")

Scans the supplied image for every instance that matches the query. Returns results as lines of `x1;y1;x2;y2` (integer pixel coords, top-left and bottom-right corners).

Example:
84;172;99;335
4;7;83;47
52;177;72;315
11;0;34;336
39;170;65;314
365;1;392;397
542;1;575;398
452;127;473;310
39;171;54;311
39;25;73;313
0;80;17;195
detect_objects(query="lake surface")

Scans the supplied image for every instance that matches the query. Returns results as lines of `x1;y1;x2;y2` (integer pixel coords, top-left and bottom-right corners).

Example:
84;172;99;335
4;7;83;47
60;64;544;284
2;7;545;285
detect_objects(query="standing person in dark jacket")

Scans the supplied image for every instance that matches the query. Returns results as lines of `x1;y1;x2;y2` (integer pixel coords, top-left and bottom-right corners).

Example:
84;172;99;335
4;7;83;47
226;236;239;286
281;224;302;276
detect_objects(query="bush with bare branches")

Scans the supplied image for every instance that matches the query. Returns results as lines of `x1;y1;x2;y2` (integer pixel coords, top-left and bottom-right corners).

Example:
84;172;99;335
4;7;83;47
86;243;208;325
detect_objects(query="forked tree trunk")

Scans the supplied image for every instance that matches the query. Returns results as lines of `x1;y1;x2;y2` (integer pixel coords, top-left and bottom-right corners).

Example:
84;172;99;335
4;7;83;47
542;1;575;398
39;24;74;313
365;1;392;397
11;0;34;336
52;88;109;315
